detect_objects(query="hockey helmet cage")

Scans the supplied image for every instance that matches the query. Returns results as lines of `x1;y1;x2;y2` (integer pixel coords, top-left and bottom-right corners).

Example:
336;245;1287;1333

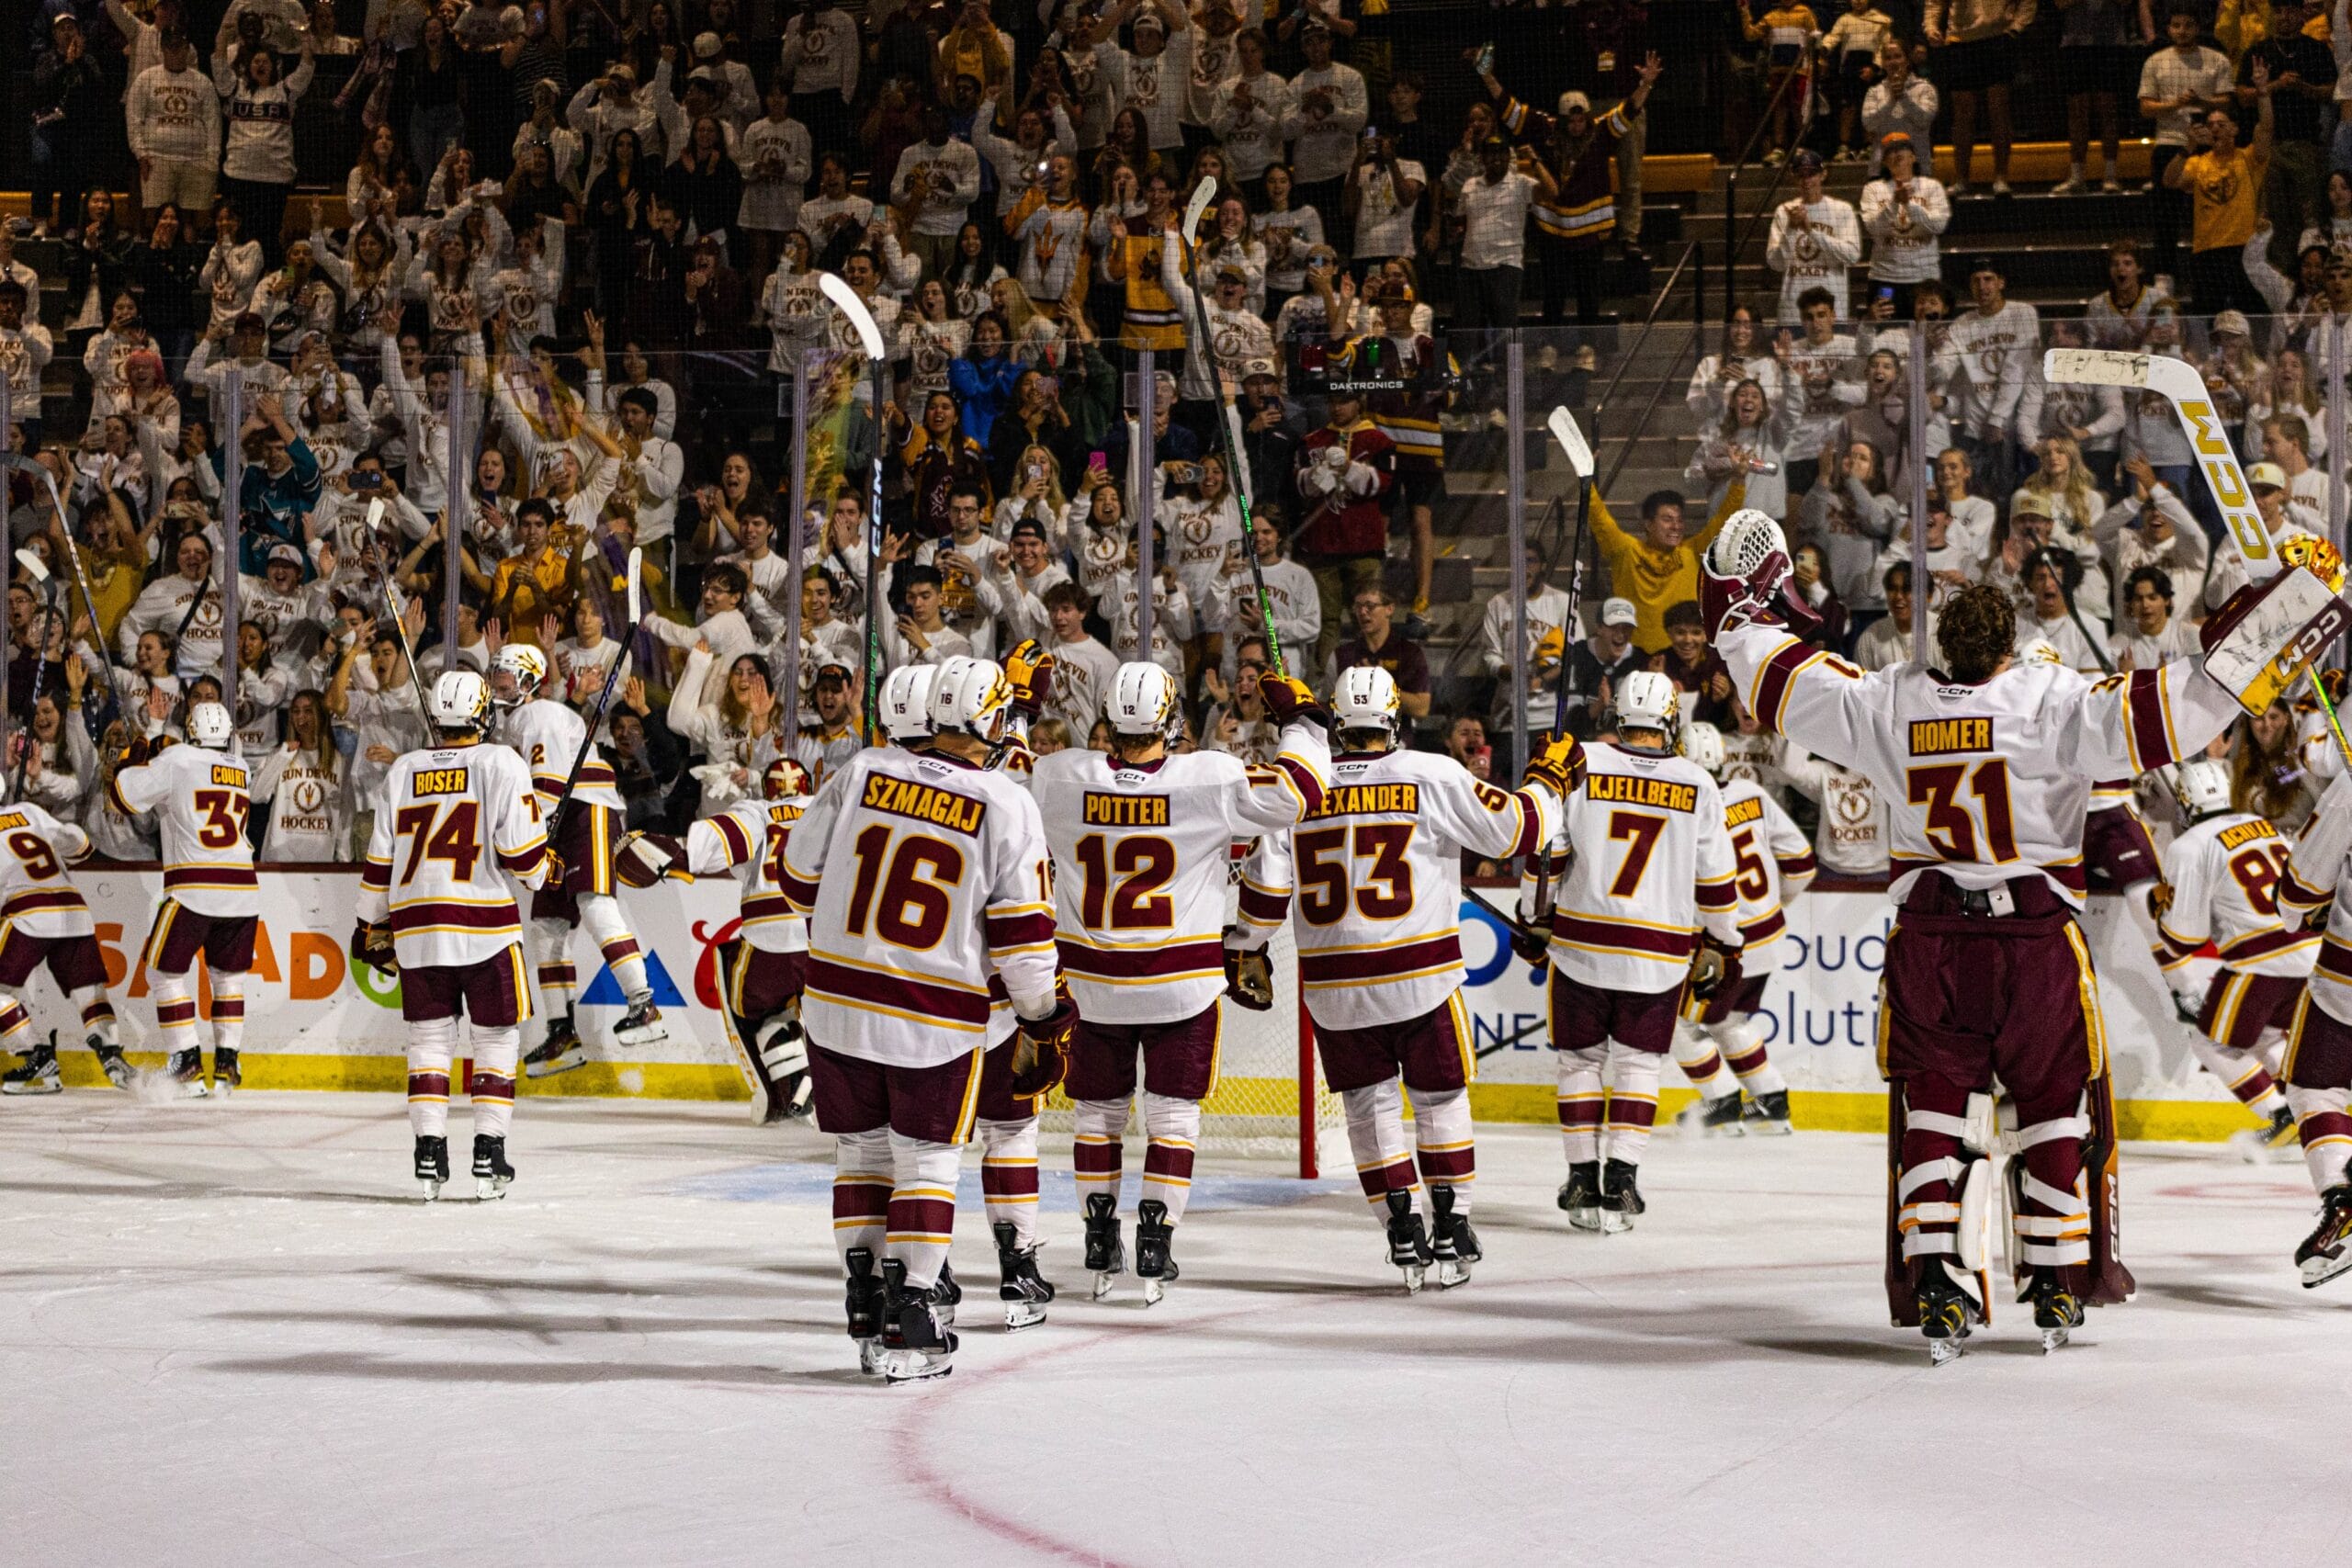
763;755;812;801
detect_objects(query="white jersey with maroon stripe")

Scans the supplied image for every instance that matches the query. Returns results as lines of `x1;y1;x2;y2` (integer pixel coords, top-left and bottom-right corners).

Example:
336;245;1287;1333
2277;773;2352;1022
1251;748;1555;1032
500;697;624;812
1031;720;1330;1026
1720;775;1816;966
1718;623;2239;908
0;801;96;939
686;795;810;955
782;745;1061;1069
108;742;260;918
1537;742;1742;994
355;741;551;969
2154;812;2318;983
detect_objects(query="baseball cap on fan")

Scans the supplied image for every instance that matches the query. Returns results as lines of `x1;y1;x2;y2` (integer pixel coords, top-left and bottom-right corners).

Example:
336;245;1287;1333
693;29;723;57
1600;597;1638;627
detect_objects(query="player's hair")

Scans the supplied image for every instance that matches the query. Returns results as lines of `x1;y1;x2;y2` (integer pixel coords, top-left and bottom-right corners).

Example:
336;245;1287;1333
1795;285;1835;316
1662;600;1704;632
2124;563;2176;609
1934;583;2015;683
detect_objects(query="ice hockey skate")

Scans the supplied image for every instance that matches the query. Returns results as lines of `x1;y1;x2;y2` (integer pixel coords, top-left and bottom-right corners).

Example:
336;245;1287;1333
2231;1104;2299;1162
93;1041;130;1089
1384;1190;1431;1293
844;1248;886;1376
1;1037;60;1095
1135;1199;1178;1305
1677;1092;1745;1136
471;1134;514;1200
1743;1089;1792;1134
168;1046;208;1099
2298;1186;2352;1288
1558;1161;1604;1232
1083;1192;1125;1300
523;1015;586;1078
1430;1187;1479;1288
211;1047;241;1099
879;1258;957;1383
993;1222;1054;1330
1917;1260;1974;1367
1600;1159;1645;1233
2028;1267;2086;1352
612;1002;668;1047
413;1135;449;1201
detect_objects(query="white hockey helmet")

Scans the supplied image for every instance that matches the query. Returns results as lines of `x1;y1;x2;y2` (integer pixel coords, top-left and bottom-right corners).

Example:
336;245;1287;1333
491;643;548;706
1105;661;1178;737
427;669;492;732
2171;756;2233;821
1330;665;1401;743
1615;669;1681;739
1680;719;1727;777
2016;636;2065;668
879;664;939;741
186;701;236;750
928;655;1015;744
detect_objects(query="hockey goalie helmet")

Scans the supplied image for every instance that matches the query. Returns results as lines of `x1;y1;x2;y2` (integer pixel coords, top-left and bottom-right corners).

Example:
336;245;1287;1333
1679;719;1727;777
1700;507;1819;639
1105;661;1179;737
186;701;236;750
879;664;940;741
491;644;548;707
2170;756;2234;822
428;670;493;732
1330;665;1401;743
763;756;812;801
1615;670;1681;743
928;655;1015;745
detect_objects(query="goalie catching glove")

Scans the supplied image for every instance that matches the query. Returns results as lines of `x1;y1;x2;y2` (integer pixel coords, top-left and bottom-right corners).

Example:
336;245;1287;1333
1259;672;1331;729
1009;991;1078;1097
1002;638;1057;717
1521;733;1588;797
615;829;687;887
349;920;398;976
1225;942;1273;1010
1700;510;1824;641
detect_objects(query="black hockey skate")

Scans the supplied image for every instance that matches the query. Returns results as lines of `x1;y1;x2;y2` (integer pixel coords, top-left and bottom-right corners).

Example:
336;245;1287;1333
2233;1103;2299;1163
844;1247;887;1375
523;1013;587;1078
1677;1090;1746;1137
1384;1190;1432;1293
1743;1089;1793;1135
168;1045;209;1099
2298;1184;2352;1289
879;1258;957;1383
1917;1259;1974;1367
613;999;668;1047
928;1259;961;1327
1558;1160;1604;1232
471;1134;514;1200
1135;1199;1179;1305
413;1134;450;1200
1;1036;61;1096
1600;1159;1645;1234
993;1221;1055;1330
211;1046;241;1099
93;1039;130;1089
2027;1267;2085;1352
1430;1186;1479;1288
1083;1191;1125;1299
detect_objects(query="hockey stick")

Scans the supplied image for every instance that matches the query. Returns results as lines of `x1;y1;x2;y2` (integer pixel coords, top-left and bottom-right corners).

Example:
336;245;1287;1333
1531;406;1595;921
377;506;442;738
1172;177;1292;678
553;545;644;806
820;270;890;744
10;550;57;800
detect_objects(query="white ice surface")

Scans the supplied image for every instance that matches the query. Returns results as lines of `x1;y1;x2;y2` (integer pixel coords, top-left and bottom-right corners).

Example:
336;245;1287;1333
6;1094;2349;1567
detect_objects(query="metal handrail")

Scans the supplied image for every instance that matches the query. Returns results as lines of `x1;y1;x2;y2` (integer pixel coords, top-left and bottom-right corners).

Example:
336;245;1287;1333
1720;65;1806;326
1598;319;1703;501
1588;238;1701;428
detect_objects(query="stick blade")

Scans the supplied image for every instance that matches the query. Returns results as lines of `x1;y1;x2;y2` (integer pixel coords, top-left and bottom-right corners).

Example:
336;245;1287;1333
13;548;48;584
1182;177;1217;242
2042;347;2149;389
1546;406;1594;478
363;497;387;533
625;546;644;627
817;270;888;360
1223;399;1255;510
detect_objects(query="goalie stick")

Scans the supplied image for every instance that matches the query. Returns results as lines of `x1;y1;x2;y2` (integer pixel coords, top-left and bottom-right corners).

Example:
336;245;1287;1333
1530;406;1595;921
820;270;892;742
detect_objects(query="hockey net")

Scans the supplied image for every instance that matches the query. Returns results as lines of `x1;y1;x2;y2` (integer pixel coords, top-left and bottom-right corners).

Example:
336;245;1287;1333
1035;918;1345;1178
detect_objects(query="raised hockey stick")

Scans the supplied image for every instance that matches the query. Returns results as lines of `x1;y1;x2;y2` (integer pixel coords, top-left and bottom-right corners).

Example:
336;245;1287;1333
10;550;57;800
378;511;442;738
554;545;644;806
819;270;891;743
1531;406;1596;920
0;452;111;688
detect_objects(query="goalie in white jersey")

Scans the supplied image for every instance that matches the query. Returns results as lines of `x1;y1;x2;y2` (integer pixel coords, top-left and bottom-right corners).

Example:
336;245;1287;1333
2149;756;2315;1161
616;756;815;1125
1703;511;2254;1359
0;799;129;1096
1672;720;1816;1138
1032;660;1332;1303
1241;666;1573;1290
490;644;666;1078
108;702;258;1099
1525;672;1742;1233
351;671;552;1200
780;656;1078;1381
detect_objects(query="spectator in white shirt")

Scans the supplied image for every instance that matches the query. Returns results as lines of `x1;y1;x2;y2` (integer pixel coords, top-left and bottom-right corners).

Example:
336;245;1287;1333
1765;149;1862;322
1452;138;1548;330
1858;133;1950;309
2138;7;2235;276
1282;17;1369;232
891;101;984;282
1860;41;1940;177
129;32;220;214
2109;563;2204;669
612;386;684;552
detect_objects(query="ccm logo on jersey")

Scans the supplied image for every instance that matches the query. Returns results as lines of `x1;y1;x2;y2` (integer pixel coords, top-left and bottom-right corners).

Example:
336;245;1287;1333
1586;774;1697;813
2219;819;2278;850
862;774;987;836
413;768;472;796
1306;783;1421;818
210;764;249;788
1907;717;1994;756
1084;792;1170;826
1725;795;1766;829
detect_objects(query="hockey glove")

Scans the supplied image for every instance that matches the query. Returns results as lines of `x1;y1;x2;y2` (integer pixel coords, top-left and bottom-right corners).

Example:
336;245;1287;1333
1260;672;1331;729
349;919;398;976
1010;992;1078;1097
1002;638;1057;717
540;843;567;888
1510;918;1551;967
1225;944;1274;1010
1688;938;1736;999
2172;987;2205;1029
1521;733;1589;797
615;829;686;887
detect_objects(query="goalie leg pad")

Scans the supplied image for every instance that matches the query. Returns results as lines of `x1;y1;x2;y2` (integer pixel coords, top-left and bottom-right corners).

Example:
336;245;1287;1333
2010;1093;2095;1276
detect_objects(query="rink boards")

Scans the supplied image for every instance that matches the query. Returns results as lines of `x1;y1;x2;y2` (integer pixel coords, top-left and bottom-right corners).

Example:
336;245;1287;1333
44;870;2256;1140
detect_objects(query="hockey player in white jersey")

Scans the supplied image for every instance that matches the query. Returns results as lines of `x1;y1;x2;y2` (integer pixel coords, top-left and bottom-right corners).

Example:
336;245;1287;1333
1031;660;1332;1303
780;656;1077;1380
2268;765;2352;1284
351;671;552;1199
1528;673;1742;1232
108;702;258;1098
1702;511;2258;1358
488;644;666;1077
616;756;815;1124
2150;755;2315;1159
1242;666;1573;1290
1671;720;1815;1137
0;799;130;1095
